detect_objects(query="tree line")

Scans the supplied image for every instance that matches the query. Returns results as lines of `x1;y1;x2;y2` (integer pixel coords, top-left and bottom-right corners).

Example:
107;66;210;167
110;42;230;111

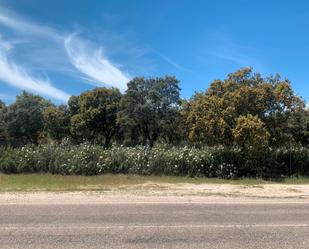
0;68;308;151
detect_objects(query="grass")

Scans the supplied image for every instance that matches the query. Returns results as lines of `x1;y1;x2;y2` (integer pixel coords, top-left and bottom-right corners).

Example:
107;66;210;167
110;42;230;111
0;174;309;191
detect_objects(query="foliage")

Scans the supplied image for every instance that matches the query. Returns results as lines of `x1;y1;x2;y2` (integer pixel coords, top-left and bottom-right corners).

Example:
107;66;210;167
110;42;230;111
69;87;122;147
232;114;270;150
0;100;5;109
43;105;70;142
1;91;51;146
0;101;6;146
184;68;305;147
0;143;308;178
1;69;308;149
184;93;230;145
0;68;309;180
118;76;181;146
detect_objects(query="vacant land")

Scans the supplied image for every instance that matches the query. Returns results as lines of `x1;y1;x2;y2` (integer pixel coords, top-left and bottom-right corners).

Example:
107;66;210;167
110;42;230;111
0;174;309;201
0;174;267;191
1;174;309;190
1;174;309;248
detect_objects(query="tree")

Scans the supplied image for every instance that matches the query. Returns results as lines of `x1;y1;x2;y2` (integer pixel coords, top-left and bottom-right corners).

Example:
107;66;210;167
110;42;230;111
185;68;305;147
118;76;181;146
183;93;231;145
67;95;80;116
285;106;309;146
232;114;270;177
0;100;6;145
232;114;270;150
69;87;122;147
3;91;50;146
306;108;309;147
0;100;4;109
43;105;70;143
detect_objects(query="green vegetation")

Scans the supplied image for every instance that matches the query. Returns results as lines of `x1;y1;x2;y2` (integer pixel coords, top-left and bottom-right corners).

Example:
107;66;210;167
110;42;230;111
69;87;122;147
183;68;307;148
1;174;309;192
0;143;308;178
0;68;309;179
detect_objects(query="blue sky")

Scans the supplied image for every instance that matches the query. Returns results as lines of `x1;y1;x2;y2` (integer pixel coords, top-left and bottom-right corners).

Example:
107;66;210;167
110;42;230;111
0;0;308;104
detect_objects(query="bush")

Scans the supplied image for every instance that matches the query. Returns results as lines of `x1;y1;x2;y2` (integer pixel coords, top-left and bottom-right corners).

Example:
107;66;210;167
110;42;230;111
0;143;309;178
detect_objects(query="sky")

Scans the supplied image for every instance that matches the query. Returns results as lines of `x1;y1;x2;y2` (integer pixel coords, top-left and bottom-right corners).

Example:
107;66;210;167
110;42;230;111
0;0;308;104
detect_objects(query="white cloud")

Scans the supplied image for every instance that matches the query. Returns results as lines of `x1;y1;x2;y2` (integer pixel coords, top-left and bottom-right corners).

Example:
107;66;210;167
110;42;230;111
0;8;62;41
0;38;70;102
0;7;132;94
212;51;252;67
64;34;130;92
153;49;194;74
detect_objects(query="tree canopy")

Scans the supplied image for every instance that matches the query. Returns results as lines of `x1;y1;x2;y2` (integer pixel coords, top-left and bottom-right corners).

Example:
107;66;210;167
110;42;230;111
43;105;70;143
118;76;181;146
0;69;308;149
69;87;122;147
184;68;305;147
1;91;51;146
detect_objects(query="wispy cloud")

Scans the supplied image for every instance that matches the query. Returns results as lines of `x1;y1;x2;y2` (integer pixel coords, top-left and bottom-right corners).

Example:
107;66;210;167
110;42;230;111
211;51;252;67
0;7;62;41
64;34;130;92
202;30;264;71
0;37;70;102
154;50;194;74
0;6;132;95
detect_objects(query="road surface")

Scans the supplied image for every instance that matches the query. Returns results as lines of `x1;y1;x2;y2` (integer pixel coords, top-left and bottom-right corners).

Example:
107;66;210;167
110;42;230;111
0;201;309;248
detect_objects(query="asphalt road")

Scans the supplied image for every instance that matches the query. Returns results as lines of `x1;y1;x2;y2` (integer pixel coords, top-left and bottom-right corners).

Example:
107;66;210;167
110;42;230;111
0;202;309;249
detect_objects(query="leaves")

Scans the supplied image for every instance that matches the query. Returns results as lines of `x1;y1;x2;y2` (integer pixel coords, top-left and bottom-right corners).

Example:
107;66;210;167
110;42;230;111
0;68;308;150
43;105;70;142
1;91;51;146
232;114;270;150
185;68;305;147
118;76;181;146
69;87;122;147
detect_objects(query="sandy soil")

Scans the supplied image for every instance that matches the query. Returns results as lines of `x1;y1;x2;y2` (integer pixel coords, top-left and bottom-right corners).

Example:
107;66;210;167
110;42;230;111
1;182;309;204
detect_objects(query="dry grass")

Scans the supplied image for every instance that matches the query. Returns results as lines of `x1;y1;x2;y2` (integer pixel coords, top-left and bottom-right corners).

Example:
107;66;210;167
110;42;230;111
0;174;308;191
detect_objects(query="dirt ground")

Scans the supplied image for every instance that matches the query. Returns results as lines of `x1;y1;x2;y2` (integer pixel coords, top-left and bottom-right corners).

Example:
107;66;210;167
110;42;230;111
1;182;309;204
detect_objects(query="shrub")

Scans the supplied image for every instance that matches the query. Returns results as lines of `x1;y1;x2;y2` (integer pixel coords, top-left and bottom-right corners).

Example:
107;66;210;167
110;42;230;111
0;143;308;178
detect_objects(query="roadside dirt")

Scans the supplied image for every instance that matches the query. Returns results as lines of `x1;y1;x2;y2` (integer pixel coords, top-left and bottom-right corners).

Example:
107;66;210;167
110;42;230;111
1;182;309;204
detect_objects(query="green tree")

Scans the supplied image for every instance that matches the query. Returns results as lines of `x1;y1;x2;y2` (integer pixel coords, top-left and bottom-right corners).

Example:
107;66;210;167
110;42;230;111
183;93;231;145
285;106;309;146
118;76;181;146
0;100;6;145
232;114;270;150
69;87;122;147
0;100;4;109
306;108;309;146
43;105;70;143
185;68;305;147
3;91;50;146
68;95;80;116
232;114;270;177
